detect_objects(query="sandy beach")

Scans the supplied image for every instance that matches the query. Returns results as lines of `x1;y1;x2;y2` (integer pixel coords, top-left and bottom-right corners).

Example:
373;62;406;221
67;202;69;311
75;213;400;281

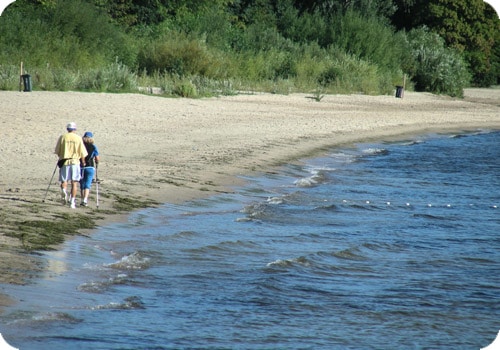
0;88;499;293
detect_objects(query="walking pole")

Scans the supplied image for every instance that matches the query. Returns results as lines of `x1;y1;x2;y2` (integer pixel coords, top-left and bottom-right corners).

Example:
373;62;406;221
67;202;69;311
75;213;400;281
95;164;99;209
43;163;58;202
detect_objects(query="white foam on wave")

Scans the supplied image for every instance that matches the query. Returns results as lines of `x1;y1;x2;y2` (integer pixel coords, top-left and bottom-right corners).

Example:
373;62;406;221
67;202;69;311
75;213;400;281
235;217;253;222
362;147;389;156
294;176;318;187
294;170;326;188
90;296;145;310
328;151;357;164
78;274;129;293
267;196;284;204
105;252;151;270
28;312;81;324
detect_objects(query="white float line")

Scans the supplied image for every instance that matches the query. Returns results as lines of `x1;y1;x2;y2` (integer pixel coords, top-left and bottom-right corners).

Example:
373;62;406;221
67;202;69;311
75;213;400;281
338;199;498;209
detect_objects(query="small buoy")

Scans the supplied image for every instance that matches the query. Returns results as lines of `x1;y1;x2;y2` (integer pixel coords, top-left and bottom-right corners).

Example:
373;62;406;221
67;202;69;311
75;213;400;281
386;202;391;205
406;203;411;206
427;204;432;207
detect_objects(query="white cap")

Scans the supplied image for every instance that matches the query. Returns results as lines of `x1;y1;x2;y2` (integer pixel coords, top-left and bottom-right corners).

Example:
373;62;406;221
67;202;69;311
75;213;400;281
66;122;77;130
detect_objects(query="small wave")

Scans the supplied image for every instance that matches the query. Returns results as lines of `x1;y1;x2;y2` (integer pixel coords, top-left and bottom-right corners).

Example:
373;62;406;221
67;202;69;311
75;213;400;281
294;167;331;187
328;151;357;164
315;203;338;211
186;240;260;256
170;230;201;240
347;203;379;211
9;312;82;326
294;171;327;188
34;312;81;323
411;213;447;220
267;196;284;204
460;256;497;265
105;251;151;270
78;281;107;293
303;164;337;174
333;248;369;261
240;202;280;220
78;274;129;293
398;139;423;146
294;176;318;188
266;256;311;268
235;217;254;222
362;147;389;156
91;296;145;310
362;242;393;252
450;134;467;139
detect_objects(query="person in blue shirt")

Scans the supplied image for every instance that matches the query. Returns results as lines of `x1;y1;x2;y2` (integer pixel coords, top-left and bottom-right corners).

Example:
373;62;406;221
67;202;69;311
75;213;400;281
80;131;100;207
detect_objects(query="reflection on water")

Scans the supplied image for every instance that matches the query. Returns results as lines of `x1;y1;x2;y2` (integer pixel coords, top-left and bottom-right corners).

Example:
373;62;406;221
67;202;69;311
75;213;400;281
42;251;68;280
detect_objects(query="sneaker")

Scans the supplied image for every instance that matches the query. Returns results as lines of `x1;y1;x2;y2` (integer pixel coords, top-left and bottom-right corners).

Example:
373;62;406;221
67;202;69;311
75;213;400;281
70;202;76;209
80;202;88;207
61;192;69;205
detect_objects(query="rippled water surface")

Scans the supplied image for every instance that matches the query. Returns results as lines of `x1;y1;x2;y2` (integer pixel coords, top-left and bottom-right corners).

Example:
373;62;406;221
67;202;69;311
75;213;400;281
1;131;499;349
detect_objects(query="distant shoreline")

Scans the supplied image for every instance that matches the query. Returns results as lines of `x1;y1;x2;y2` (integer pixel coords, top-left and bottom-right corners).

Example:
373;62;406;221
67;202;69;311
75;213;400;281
0;88;498;296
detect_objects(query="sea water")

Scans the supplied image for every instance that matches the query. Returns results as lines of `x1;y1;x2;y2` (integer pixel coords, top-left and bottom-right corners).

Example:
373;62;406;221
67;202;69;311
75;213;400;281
0;130;498;350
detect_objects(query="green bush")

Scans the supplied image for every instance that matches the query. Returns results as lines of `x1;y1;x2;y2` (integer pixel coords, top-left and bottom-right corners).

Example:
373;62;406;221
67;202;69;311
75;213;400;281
166;4;241;52
43;0;137;67
137;32;217;77
407;27;471;97
320;54;386;94
0;0;136;69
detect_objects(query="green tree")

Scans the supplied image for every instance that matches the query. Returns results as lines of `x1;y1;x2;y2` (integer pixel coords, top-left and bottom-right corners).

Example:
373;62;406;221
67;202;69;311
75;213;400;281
391;0;428;29
328;10;407;72
392;0;500;86
293;0;396;19
429;0;497;86
93;0;167;26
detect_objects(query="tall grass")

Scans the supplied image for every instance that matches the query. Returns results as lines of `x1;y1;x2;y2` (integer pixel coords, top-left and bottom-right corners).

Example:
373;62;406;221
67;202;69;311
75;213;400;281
0;43;400;96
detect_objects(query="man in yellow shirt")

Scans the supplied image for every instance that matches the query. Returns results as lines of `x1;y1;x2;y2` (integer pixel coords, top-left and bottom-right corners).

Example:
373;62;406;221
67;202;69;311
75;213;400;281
54;122;88;209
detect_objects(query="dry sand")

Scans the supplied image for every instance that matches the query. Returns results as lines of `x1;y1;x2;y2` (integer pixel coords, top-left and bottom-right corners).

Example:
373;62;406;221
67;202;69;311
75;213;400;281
0;88;499;293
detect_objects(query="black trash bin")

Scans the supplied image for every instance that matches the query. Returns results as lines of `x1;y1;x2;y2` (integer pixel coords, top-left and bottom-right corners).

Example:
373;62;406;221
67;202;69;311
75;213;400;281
395;85;404;98
22;74;32;92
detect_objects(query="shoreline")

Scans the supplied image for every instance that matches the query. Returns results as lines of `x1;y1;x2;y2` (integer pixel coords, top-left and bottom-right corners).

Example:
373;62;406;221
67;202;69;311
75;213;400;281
0;88;499;296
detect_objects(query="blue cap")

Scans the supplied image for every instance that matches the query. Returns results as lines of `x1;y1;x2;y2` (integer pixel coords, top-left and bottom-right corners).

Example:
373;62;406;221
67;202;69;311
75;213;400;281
83;131;93;138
